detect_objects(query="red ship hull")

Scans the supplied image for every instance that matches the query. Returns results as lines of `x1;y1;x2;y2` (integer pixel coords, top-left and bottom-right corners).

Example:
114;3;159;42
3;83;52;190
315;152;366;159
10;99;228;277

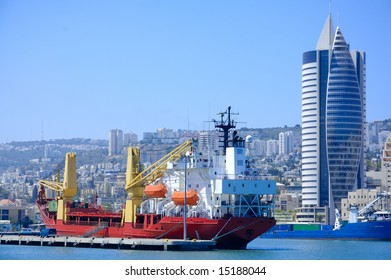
38;203;275;249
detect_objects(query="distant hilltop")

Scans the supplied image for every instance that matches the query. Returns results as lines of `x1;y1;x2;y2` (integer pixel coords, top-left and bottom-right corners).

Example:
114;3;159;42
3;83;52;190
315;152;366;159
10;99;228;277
2;125;304;147
2;118;390;147
0;119;389;172
0;125;301;171
2;138;108;147
0;138;108;171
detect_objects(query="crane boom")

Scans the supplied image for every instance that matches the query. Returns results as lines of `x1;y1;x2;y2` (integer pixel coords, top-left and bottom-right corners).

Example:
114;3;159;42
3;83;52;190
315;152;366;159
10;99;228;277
125;138;193;191
358;193;388;215
38;152;77;223
122;138;193;224
38;152;77;201
38;180;65;193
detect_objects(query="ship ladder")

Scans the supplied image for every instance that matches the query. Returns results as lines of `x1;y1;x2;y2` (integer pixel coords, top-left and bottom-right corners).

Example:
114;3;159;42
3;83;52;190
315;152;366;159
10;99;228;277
82;226;107;238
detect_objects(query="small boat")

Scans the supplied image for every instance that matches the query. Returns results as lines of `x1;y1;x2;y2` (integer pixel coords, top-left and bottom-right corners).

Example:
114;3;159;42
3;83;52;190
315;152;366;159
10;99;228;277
171;189;199;205
262;196;391;240
144;183;167;198
19;228;41;236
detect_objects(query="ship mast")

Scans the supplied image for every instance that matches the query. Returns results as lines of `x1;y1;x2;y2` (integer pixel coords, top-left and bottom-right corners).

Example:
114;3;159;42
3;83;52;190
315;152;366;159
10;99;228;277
214;106;238;155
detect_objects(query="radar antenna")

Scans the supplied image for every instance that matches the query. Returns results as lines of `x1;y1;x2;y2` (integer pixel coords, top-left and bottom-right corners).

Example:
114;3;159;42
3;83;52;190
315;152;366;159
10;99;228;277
213;106;239;154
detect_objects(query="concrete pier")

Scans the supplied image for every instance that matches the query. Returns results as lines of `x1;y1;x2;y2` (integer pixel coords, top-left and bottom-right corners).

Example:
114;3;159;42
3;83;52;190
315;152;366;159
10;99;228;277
0;235;215;251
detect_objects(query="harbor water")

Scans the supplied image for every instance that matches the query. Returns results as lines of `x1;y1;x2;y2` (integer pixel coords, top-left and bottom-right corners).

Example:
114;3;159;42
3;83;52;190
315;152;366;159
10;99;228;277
1;238;391;260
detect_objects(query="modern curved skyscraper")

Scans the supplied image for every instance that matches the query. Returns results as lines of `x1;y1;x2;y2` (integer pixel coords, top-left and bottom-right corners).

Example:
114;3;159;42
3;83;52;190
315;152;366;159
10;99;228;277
301;16;366;222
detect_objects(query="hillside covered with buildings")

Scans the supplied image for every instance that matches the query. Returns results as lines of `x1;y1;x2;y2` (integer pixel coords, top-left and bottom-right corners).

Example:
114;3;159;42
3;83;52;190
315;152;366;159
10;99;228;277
0;119;390;228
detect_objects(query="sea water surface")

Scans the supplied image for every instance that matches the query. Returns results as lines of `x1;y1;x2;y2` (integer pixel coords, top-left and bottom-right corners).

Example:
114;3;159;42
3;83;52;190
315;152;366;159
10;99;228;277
1;238;391;260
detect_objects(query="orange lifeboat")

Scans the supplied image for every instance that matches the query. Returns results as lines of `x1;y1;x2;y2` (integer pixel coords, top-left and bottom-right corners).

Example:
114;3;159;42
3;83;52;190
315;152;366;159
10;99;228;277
144;183;167;198
171;189;199;206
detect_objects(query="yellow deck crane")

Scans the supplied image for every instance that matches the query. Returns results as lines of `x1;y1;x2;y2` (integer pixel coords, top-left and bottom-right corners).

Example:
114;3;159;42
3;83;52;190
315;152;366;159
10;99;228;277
123;138;194;224
38;153;77;223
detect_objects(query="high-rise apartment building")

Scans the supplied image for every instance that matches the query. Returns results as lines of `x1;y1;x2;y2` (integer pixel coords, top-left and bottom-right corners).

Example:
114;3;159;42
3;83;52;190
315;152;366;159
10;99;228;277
266;139;279;157
253;139;266;157
198;131;220;154
123;132;138;146
300;15;366;221
382;134;391;193
279;131;294;155
108;129;124;156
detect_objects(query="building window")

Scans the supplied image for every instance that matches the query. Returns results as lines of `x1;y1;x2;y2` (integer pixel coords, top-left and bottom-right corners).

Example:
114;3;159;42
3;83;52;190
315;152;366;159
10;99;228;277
1;209;9;220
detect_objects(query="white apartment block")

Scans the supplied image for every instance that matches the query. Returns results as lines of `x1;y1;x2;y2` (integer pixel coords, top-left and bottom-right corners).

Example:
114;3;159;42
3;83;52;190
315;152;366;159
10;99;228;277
278;131;294;155
108;129;123;156
382;134;391;193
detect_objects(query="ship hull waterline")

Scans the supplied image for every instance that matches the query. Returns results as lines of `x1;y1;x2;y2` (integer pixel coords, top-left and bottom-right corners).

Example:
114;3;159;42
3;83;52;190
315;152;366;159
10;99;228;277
39;209;276;249
261;221;391;241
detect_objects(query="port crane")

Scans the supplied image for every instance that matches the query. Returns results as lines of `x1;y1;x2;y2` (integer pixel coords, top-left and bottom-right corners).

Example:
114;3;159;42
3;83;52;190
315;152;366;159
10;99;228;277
38;153;77;222
38;155;75;199
123;138;194;224
358;192;390;216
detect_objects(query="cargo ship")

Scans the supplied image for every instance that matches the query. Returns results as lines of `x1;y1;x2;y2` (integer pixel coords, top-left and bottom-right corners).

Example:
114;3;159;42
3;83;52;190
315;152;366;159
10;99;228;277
37;106;276;249
261;196;391;240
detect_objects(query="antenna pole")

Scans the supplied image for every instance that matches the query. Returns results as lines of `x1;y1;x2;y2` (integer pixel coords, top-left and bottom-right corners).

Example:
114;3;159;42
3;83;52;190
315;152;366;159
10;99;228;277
214;106;237;154
183;155;187;240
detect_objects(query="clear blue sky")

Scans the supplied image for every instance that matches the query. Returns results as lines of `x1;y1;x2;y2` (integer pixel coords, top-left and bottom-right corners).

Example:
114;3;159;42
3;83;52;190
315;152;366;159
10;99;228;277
1;0;390;143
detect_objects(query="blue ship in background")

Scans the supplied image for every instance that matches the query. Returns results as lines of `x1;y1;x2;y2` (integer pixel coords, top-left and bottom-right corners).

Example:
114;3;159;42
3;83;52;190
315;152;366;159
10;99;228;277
262;193;391;240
